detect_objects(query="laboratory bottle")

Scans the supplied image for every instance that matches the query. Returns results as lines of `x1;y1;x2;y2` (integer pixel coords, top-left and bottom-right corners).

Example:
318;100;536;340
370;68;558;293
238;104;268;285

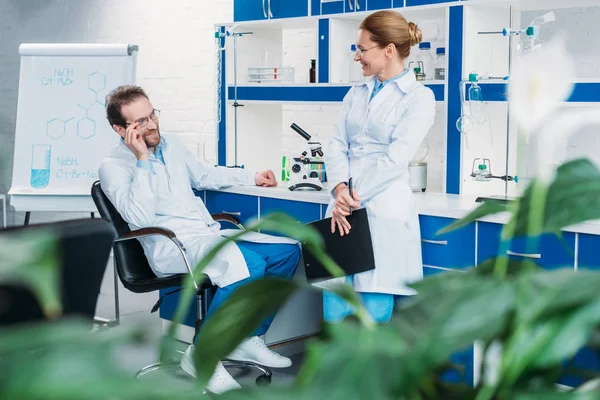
468;73;486;124
348;44;361;83
309;59;316;83
414;42;434;80
434;47;446;81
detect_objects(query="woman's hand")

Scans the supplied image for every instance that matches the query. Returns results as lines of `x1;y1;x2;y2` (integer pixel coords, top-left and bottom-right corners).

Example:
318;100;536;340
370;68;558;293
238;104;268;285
331;183;360;236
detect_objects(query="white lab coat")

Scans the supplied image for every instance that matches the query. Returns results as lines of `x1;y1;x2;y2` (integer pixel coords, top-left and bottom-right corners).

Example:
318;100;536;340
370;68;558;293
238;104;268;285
98;134;296;288
323;70;436;295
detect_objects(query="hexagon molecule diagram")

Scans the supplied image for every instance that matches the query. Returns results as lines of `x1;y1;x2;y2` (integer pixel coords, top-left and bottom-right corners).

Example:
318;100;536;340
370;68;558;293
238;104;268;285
77;118;96;139
46;117;74;140
88;71;106;93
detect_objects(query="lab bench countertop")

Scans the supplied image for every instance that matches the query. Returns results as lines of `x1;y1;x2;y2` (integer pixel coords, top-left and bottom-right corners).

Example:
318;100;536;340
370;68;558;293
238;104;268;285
212;184;600;236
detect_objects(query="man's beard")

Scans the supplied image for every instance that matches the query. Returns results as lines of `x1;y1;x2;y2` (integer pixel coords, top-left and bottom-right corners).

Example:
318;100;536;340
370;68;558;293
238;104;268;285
143;128;161;147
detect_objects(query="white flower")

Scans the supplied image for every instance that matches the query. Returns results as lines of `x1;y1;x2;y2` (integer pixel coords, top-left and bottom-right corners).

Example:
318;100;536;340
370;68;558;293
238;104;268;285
508;36;575;135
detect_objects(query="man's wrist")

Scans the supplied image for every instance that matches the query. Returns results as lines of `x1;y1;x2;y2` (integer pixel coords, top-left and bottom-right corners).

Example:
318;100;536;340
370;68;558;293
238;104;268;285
136;153;149;161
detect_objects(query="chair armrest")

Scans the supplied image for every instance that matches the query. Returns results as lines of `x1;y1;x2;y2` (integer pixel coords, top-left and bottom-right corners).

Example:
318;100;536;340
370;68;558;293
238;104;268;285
114;226;199;291
122;227;177;240
211;213;244;230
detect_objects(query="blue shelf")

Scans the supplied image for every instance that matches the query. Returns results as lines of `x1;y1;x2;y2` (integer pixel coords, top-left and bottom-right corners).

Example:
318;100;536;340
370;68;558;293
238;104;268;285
228;83;445;103
465;82;600;103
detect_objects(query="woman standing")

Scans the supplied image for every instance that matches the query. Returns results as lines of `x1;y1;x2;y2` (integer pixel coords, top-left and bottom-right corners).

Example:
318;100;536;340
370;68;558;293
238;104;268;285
323;10;436;323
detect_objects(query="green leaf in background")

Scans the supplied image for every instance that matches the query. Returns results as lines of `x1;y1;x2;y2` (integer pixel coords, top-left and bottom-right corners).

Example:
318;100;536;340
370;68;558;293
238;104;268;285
0;318;205;399
472;257;541;279
0;229;61;318
437;200;510;235
194;278;300;384
515;269;600;325
511;158;600;238
513;391;600;400
295;322;409;400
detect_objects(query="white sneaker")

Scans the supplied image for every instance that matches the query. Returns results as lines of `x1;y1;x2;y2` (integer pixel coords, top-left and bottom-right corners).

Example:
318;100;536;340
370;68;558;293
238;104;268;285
227;336;292;368
180;345;241;394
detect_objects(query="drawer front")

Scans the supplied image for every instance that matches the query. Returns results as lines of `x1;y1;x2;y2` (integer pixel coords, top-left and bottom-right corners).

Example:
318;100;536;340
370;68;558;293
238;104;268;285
260;198;321;237
423;266;452;277
419;215;476;269
205;191;259;227
477;222;576;270
321;0;345;15
577;233;600;270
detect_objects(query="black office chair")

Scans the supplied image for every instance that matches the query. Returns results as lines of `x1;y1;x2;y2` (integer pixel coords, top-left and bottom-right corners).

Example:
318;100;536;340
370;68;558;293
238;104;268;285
0;218;115;326
90;181;272;383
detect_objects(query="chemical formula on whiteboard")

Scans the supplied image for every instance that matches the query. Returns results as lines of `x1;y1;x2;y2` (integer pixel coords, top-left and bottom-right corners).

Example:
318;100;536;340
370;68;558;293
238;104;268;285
41;68;74;86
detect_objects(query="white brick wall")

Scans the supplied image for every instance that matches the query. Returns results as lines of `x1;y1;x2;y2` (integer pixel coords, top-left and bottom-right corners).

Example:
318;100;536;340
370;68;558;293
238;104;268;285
0;0;232;225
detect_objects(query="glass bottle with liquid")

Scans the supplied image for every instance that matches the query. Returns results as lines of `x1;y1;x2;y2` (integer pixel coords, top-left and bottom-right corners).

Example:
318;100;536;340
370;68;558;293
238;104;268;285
309;59;316;83
434;47;446;81
468;73;487;124
415;42;434;80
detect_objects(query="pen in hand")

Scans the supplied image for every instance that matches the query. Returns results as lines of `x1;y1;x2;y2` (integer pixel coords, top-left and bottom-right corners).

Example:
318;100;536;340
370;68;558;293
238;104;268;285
349;177;353;216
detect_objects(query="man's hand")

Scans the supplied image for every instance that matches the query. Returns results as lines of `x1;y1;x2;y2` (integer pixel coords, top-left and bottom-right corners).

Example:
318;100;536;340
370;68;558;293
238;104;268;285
255;170;278;187
123;122;149;160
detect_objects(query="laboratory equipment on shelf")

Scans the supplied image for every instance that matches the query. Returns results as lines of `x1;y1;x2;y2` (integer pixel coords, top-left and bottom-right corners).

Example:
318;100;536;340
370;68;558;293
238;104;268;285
415;42;434;80
477;11;555;56
468;73;486;124
434;47;445;81
348;44;362;83
470;158;518;183
408;61;426;81
408;139;429;192
287;123;325;191
247;66;295;83
309;59;316;83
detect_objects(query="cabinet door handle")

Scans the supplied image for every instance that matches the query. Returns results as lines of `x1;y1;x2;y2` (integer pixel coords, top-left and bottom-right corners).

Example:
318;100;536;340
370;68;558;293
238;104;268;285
506;250;542;259
267;0;273;18
421;239;448;245
347;0;353;11
355;0;360;10
262;0;267;18
222;211;242;216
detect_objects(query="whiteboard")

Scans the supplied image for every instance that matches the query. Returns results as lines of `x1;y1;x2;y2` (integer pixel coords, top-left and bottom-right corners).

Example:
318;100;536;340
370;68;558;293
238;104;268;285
9;43;137;212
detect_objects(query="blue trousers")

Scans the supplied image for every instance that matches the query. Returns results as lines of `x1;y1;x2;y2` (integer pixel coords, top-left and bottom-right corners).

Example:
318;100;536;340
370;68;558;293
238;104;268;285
203;242;300;338
323;277;403;323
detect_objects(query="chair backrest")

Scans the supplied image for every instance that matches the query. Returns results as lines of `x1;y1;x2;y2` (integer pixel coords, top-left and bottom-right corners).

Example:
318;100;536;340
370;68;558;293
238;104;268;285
91;181;168;293
0;218;114;325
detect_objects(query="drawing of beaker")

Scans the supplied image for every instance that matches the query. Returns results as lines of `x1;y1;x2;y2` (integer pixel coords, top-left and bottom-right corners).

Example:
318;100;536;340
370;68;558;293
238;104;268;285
30;145;51;189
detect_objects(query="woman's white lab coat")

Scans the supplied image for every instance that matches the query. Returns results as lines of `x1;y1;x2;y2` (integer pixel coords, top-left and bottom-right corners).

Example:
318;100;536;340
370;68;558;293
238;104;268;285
323;70;436;295
99;134;296;288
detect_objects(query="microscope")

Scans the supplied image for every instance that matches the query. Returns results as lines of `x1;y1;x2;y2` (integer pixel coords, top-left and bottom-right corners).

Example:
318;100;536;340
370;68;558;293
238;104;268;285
288;123;325;191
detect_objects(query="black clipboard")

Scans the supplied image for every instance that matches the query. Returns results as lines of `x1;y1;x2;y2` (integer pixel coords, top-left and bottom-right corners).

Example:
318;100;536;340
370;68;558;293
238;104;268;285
302;207;375;282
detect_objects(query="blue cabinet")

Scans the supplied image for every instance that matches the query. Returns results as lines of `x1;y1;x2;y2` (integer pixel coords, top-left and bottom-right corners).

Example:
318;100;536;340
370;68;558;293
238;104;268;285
406;0;453;5
269;0;309;19
577;233;600;270
234;0;309;21
393;0;403;6
477;222;576;270
205;191;259;227
321;0;345;15
368;0;393;10
260;198;321;223
419;215;476;270
234;0;268;22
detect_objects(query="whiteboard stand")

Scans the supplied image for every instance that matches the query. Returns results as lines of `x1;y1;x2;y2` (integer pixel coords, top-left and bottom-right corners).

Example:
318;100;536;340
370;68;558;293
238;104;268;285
0;194;6;228
23;210;96;226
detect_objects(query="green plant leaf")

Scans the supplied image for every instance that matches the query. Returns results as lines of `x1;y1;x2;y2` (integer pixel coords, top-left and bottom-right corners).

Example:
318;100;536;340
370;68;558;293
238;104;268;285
193;278;300;384
513;391;600;400
436;200;509;235
511;159;600;237
515;269;600;325
295;322;409;400
0;229;61;317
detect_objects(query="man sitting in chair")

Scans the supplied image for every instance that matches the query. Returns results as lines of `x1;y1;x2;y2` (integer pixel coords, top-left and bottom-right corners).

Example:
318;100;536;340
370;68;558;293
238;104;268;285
99;85;300;394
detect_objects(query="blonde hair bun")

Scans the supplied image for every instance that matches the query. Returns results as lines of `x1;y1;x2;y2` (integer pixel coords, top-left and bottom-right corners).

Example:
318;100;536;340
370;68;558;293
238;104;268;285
408;22;423;47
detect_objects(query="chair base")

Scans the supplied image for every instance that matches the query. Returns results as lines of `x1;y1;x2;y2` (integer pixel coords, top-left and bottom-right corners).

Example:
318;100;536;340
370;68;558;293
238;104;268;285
135;351;273;387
